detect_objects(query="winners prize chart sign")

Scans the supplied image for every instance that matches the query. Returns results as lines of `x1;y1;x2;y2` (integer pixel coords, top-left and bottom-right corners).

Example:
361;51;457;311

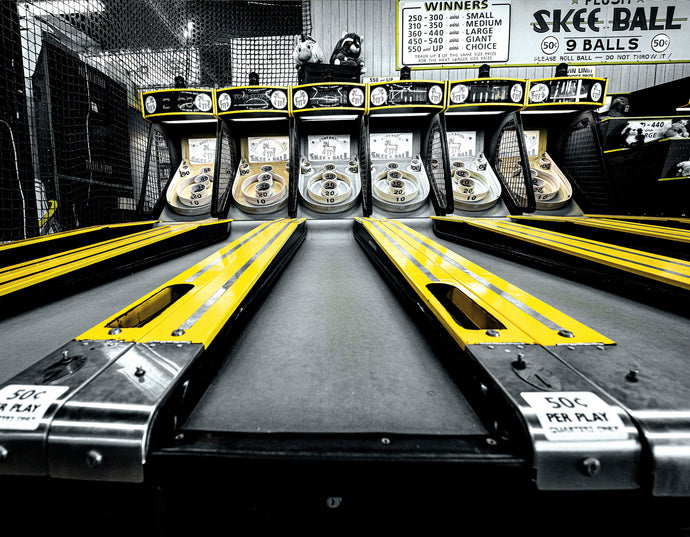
397;0;690;69
399;1;511;67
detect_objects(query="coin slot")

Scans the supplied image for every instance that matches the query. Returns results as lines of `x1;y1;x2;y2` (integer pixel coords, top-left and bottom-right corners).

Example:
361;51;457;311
105;284;194;329
427;283;505;330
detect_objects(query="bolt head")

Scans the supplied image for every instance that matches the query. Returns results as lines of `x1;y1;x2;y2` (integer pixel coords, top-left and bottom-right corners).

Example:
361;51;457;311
580;457;602;477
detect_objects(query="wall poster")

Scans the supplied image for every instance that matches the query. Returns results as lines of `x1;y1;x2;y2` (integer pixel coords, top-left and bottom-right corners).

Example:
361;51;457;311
397;0;690;69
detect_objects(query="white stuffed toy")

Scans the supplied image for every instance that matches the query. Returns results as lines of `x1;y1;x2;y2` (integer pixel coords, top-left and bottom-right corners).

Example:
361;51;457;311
293;34;325;68
676;160;690;177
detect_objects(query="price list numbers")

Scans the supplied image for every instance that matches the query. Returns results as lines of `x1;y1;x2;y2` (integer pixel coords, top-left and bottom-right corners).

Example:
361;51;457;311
399;1;511;68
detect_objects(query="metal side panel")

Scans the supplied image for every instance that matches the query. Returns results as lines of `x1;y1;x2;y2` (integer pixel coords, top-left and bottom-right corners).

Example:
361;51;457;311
47;341;204;483
0;220;233;303
0;221;159;269
467;343;641;491
512;215;690;244
0;339;133;476
548;343;690;497
508;215;690;260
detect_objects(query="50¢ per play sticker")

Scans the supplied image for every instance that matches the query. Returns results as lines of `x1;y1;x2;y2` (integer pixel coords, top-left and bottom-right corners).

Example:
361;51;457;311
521;391;628;441
0;385;69;430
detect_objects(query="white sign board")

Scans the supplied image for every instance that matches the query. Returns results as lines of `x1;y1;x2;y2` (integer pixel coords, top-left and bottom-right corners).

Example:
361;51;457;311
521;391;628;441
397;0;690;68
398;0;511;67
0;385;69;430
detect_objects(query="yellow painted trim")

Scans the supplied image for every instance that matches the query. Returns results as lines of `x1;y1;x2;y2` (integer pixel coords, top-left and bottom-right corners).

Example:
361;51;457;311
0;221;158;251
289;83;367;116
77;218;304;347
445;78;527;110
659;176;690;182
140;88;216;120
216;85;289;92
583;214;690;224
0;222;229;297
439;216;690;291
217;109;290;117
510;215;690;243
362;217;613;348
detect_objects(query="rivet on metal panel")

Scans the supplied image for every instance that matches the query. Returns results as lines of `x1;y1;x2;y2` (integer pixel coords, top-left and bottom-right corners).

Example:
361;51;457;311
108;327;122;335
172;328;185;337
0;445;8;461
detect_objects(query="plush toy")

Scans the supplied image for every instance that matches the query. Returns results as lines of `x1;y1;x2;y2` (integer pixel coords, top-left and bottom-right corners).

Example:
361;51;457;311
293;34;325;68
330;31;366;73
662;119;689;138
676;160;690;177
608;96;629;117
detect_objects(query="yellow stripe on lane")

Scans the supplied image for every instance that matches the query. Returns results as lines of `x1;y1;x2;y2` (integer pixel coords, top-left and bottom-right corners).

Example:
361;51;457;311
0;223;202;296
0;221;159;252
359;217;613;348
510;215;690;243
78;218;305;348
460;218;690;291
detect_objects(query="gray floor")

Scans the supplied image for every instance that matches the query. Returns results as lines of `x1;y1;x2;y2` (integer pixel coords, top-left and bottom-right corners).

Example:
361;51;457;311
184;219;483;435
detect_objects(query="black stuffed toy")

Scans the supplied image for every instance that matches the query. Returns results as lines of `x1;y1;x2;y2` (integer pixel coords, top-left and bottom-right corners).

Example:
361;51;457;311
330;32;366;74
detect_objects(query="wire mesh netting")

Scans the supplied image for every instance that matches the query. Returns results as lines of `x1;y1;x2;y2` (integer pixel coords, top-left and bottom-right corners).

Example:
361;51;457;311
424;116;451;215
1;0;312;242
560;115;613;214
492;114;534;214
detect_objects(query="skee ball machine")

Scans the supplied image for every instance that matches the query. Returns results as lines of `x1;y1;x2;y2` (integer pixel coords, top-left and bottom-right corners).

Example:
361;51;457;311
214;81;291;219
595;85;690;217
443;73;530;215
138;85;226;222
289;80;367;217
366;78;452;217
520;72;608;214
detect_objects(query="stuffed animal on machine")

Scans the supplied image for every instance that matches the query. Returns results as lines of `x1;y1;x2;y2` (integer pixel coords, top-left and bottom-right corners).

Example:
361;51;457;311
330;31;366;73
662;119;689;139
676;160;690;177
293;34;325;68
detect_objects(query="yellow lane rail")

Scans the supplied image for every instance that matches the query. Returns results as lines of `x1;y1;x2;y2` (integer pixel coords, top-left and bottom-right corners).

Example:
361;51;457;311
356;217;613;349
79;218;306;347
509;215;690;244
434;216;690;292
0;218;304;483
0;222;228;297
583;214;690;228
0;221;159;267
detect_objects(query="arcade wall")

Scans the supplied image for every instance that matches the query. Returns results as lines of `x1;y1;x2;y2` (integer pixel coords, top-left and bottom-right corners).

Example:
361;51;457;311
311;0;690;93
